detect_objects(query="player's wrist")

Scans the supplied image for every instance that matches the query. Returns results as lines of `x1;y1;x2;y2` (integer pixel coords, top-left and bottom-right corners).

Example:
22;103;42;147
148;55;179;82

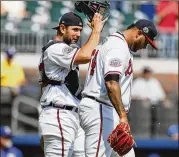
91;29;101;35
120;116;128;123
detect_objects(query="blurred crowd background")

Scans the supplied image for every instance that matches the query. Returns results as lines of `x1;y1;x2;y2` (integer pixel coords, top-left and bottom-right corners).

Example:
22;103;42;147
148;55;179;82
0;1;178;157
1;1;178;58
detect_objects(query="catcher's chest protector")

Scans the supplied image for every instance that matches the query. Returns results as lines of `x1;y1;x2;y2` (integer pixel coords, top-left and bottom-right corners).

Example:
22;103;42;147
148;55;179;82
38;41;82;99
38;40;63;84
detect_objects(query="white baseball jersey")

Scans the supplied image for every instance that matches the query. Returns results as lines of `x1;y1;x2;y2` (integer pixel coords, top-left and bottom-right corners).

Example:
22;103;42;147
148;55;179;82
82;32;133;111
39;40;80;107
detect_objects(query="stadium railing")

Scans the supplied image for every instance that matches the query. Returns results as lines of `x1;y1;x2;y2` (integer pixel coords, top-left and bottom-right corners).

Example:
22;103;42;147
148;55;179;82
11;95;40;134
1;28;178;59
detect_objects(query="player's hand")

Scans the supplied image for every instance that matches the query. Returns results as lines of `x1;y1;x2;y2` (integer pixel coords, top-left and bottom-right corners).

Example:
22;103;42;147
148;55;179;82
88;13;108;33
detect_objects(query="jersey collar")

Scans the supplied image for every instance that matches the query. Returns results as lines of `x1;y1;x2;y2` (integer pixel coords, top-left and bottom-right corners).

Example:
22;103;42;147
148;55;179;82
116;31;125;40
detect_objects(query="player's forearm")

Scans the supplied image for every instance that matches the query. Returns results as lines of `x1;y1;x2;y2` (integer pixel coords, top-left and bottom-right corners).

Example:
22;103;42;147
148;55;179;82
84;29;101;53
74;30;100;64
105;80;127;120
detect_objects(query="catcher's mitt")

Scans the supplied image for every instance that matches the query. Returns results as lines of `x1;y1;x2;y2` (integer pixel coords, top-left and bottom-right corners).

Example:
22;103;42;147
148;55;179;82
107;122;135;156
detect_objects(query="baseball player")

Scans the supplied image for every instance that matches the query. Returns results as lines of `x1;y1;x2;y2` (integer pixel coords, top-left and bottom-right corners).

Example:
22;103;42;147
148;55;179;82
79;19;158;157
0;126;24;157
38;12;108;157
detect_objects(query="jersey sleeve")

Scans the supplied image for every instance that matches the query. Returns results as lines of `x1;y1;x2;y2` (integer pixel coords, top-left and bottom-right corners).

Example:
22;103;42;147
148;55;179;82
47;43;80;70
103;48;128;78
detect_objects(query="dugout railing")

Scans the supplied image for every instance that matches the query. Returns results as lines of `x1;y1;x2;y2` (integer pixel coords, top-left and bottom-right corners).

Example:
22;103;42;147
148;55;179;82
11;95;41;134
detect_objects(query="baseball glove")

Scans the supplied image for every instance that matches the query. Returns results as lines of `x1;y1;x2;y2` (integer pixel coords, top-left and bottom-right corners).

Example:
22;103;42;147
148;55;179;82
107;122;135;156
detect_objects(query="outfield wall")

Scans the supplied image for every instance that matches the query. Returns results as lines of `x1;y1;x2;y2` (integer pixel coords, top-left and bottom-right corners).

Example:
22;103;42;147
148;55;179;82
1;53;178;74
12;135;179;157
1;53;178;98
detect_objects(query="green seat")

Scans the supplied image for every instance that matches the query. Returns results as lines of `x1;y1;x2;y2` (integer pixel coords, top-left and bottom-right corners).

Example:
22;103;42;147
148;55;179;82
123;13;135;26
51;8;61;22
50;2;64;22
1;14;7;20
26;1;39;15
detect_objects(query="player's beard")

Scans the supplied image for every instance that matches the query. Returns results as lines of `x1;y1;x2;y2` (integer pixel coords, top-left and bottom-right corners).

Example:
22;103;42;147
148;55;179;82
63;36;72;45
131;37;145;52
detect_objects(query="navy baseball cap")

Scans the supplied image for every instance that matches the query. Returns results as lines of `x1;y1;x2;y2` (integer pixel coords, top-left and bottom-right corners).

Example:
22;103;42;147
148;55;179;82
127;19;158;49
52;12;83;30
5;47;16;58
0;126;12;137
167;124;178;137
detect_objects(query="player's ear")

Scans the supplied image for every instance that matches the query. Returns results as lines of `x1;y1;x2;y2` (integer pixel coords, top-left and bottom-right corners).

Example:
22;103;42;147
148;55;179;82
136;30;143;38
60;24;66;34
138;30;143;36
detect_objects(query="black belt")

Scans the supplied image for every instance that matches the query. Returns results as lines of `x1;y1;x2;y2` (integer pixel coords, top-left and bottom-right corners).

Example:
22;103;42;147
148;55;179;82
48;80;63;86
40;80;63;88
83;95;129;112
83;95;111;107
42;102;78;113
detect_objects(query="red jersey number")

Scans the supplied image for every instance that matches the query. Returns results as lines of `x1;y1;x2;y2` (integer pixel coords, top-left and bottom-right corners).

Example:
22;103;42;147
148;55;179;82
90;49;99;76
125;59;133;76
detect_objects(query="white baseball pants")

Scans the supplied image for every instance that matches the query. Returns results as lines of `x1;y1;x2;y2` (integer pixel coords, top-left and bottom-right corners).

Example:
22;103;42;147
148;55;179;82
79;97;135;157
39;107;85;157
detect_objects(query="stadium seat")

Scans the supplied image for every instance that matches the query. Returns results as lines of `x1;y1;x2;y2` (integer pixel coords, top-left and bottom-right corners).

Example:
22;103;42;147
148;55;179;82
50;2;64;22
26;1;39;15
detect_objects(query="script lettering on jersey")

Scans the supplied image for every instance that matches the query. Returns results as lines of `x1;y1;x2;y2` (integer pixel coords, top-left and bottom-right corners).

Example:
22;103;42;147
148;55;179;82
125;58;133;76
90;49;99;76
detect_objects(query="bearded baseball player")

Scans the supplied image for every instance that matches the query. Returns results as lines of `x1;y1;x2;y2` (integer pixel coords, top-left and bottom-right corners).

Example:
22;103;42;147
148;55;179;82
38;11;108;156
79;19;158;157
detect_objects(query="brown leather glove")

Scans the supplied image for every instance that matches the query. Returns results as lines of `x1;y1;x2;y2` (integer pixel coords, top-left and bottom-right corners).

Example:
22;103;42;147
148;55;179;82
108;122;135;156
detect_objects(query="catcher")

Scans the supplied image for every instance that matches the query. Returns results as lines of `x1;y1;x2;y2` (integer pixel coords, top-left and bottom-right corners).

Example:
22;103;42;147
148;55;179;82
38;1;109;157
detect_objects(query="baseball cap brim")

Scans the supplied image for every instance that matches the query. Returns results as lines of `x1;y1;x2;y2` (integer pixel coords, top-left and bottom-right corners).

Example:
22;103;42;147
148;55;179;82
145;35;157;50
52;26;59;30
